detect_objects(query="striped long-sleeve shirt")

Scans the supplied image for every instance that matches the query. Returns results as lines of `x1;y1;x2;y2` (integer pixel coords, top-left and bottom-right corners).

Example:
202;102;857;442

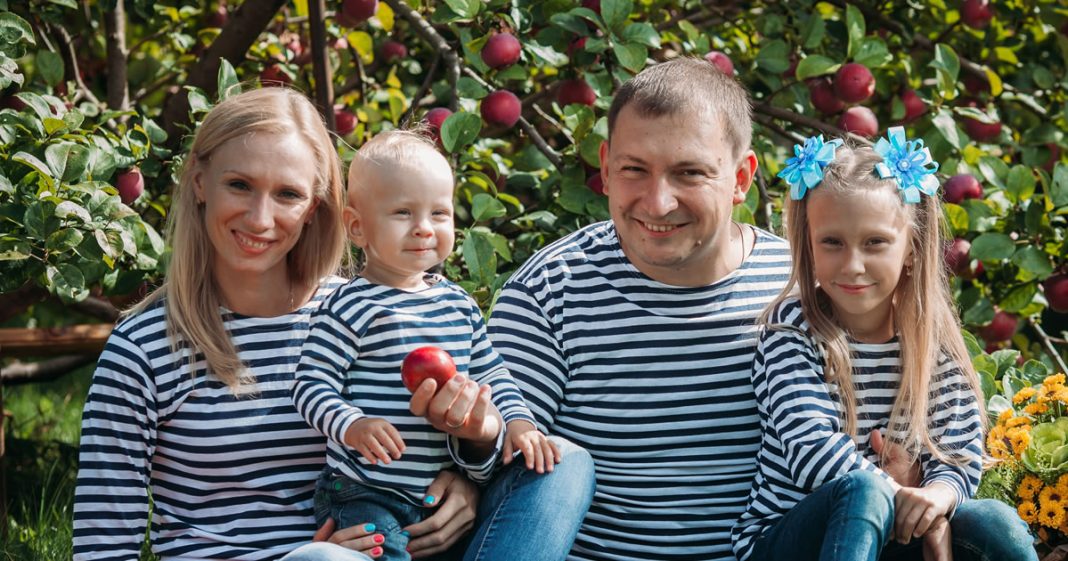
487;221;792;561
731;298;984;561
292;274;534;505
73;278;344;561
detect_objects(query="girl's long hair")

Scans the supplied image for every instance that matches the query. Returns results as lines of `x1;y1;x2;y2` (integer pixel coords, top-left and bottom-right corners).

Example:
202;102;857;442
129;87;347;391
762;142;985;465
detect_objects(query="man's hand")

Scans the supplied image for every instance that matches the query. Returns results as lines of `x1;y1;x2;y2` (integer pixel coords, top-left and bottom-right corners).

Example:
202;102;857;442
409;375;502;453
922;517;953;561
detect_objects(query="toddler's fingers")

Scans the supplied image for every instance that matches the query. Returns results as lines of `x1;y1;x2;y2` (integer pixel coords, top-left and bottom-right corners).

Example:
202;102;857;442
366;437;394;465
502;437;514;465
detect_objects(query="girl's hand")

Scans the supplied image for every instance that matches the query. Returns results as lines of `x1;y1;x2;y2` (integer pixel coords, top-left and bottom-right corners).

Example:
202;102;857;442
921;517;952;561
312;517;386;558
870;429;921;487
409;375;502;445
344;417;405;465
503;420;561;473
403;470;478;558
893;482;957;544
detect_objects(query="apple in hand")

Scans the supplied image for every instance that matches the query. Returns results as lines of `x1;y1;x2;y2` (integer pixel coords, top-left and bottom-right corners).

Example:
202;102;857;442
401;346;457;393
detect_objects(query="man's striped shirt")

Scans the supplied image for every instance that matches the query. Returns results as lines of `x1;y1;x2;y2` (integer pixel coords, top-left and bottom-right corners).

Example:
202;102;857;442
488;221;792;561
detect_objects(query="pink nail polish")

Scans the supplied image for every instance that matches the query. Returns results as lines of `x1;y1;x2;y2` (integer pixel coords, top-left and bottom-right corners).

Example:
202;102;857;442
372;546;383;556
373;534;384;544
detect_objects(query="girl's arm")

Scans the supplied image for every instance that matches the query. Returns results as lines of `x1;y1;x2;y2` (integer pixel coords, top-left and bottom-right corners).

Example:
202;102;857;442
916;362;984;506
73;332;158;561
757;327;896;492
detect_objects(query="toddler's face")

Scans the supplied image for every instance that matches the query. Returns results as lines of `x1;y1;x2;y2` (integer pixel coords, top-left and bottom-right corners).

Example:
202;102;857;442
349;151;455;289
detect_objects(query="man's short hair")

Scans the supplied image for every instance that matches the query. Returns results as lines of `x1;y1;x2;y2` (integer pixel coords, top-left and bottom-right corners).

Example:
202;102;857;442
606;57;753;158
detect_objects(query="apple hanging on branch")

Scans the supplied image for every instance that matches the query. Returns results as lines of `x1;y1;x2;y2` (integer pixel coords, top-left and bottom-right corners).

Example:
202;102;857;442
401;346;457;393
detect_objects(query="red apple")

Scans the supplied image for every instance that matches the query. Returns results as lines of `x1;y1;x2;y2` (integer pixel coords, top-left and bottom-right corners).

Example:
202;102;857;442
943;238;972;275
586;173;604;195
703;51;734;75
901;90;926;123
834;63;875;103
401;346;457;393
1;95;27;111
557;79;596;107
1045;274;1068;313
334;108;356;136
423;107;452;144
944;174;983;204
116;168;144;205
260;63;291;86
567;37;587;57
1043;143;1061;173
338;0;378;27
962;74;990;95
838;106;879;138
581;0;601;13
980;311;1018;343
207;5;228;28
480;90;522;128
961;0;994;29
808;78;845;115
380;40;407;63
481;33;522;70
963;116;1001;142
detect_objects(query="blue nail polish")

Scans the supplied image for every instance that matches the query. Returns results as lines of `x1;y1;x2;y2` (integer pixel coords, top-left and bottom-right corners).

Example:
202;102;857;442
364;523;376;532
424;495;436;505
400;530;411;538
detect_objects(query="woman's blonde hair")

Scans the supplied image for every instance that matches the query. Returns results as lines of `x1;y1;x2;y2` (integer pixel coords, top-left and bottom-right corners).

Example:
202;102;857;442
763;141;985;465
131;87;347;391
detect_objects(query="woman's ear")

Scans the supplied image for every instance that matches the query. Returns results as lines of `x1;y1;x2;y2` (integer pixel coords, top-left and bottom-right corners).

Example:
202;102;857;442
191;154;206;204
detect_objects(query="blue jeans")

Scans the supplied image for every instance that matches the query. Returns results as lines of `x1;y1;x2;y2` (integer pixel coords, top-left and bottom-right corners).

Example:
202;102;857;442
749;470;1038;561
314;471;431;561
460;436;596;561
282;542;374;561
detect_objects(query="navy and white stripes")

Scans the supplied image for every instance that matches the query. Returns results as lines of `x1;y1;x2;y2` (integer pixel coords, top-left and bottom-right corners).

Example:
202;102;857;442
488;221;792;561
293;275;533;505
731;298;983;561
73;279;344;561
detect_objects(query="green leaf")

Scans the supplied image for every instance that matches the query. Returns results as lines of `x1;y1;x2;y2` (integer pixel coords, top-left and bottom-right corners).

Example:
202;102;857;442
795;55;840;80
853;38;891;69
549;13;589;36
963;297;994;326
46;262;88;303
621;22;660;49
55;200;92;224
800;14;825;50
24;200;55;239
977;156;1008;191
0;12;35;59
932;109;963;150
558;178;598;215
930;44;960;98
525;40;568;67
186;86;212;114
1021;360;1051;384
0;54;24;90
1005;165;1036;202
999;284;1037;313
462;230;496;285
441;111;481;154
456;77;488;100
1051;163;1068;209
755;40;790;74
962;329;983;358
845;4;865;60
600;0;633;34
443;0;479;18
46;228;83;252
35;49;64;87
45;142;90;183
471;193;507;222
611;42;647;72
969;232;1015;261
943;203;969;235
1011;246;1054;277
677;20;700;43
217;58;240;99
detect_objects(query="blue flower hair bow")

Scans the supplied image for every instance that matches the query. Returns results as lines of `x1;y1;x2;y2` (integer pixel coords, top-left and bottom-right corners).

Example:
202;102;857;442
873;126;940;204
778;135;844;200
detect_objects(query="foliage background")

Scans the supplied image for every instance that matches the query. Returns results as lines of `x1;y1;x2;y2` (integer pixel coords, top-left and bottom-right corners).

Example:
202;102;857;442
1;0;1067;558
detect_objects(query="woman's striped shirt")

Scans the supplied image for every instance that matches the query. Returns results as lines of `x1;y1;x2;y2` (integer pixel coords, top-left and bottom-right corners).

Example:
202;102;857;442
292;275;534;505
73;279;343;561
487;221;792;561
731;298;983;561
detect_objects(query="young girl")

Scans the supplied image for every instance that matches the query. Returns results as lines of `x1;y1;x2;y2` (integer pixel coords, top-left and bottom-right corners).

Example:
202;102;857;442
731;129;1037;561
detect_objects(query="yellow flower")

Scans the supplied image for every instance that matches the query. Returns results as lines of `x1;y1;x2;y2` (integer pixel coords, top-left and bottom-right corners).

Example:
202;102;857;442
1044;374;1066;387
987;427;1012;460
1008;427;1032;456
1037;498;1066;529
1040;485;1065;506
1055;389;1068;404
998;409;1015;425
1057;474;1068;497
1015;387;1038;404
1019;476;1044;500
1019;500;1039;524
1006;416;1032;429
1025;402;1050;416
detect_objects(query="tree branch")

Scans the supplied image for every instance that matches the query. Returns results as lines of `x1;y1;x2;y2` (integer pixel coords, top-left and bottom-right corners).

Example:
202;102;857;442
384;0;459;111
308;0;336;134
0;284;47;325
755;103;873;146
1;355;96;386
1029;317;1068;376
67;297;120;323
399;51;441;127
47;22;101;107
753;168;772;230
161;0;288;143
104;0;130;112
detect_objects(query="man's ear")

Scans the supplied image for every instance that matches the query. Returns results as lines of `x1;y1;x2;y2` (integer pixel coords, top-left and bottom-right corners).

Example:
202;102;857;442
733;150;758;205
599;140;610;196
343;205;365;248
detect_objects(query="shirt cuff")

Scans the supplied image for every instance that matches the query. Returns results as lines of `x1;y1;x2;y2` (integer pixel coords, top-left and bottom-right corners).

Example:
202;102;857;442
446;427;504;484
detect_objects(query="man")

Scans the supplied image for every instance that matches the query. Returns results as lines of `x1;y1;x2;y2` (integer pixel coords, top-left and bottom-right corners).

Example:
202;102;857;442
488;57;792;560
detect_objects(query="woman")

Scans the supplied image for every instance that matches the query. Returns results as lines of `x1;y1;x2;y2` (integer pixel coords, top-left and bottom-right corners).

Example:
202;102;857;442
72;87;477;561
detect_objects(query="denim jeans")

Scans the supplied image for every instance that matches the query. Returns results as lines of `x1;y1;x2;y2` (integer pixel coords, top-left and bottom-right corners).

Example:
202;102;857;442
281;542;374;561
460;436;596;561
749;470;1039;561
880;498;1038;561
748;470;896;561
314;471;430;561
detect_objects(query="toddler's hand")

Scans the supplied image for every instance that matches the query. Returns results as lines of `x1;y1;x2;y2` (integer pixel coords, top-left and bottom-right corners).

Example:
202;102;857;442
502;420;560;473
921;517;952;561
344;417;405;465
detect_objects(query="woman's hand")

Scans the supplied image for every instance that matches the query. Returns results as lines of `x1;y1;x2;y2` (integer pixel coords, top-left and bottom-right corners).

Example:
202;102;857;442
312;518;386;558
403;470;479;558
